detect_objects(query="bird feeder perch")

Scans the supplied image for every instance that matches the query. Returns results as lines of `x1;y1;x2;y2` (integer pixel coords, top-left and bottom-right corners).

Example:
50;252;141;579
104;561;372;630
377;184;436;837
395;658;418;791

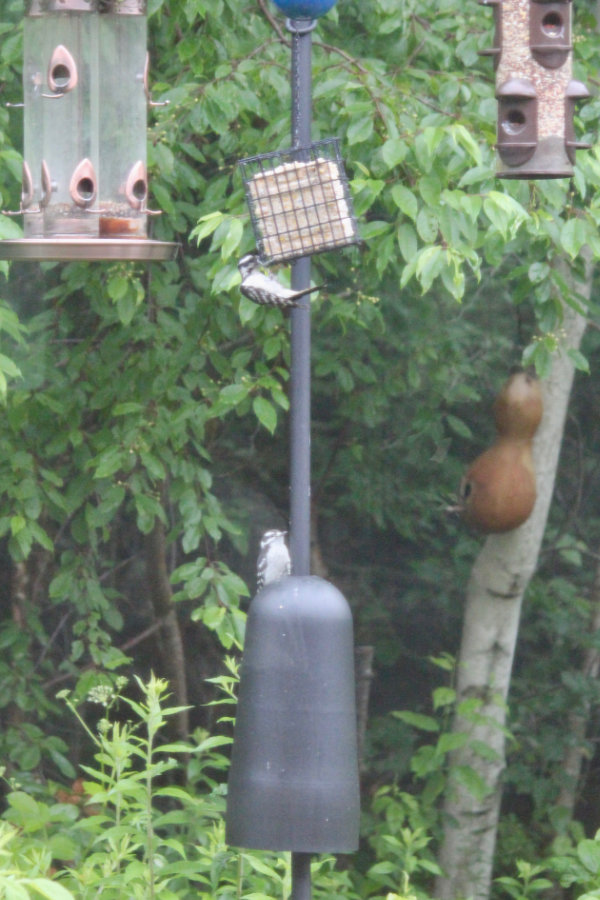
481;0;591;177
238;139;359;264
0;0;177;261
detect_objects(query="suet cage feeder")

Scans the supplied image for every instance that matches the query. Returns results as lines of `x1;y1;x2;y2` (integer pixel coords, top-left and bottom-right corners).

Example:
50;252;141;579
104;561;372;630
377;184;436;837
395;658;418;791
238;138;359;264
0;0;177;261
480;0;591;178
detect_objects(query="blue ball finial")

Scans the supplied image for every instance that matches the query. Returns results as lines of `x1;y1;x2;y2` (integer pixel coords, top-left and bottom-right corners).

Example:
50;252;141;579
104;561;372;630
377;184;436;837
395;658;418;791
271;0;337;19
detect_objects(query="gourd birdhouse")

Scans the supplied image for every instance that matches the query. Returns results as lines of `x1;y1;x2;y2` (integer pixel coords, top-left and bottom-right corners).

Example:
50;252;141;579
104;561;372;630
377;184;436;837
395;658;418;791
459;370;543;533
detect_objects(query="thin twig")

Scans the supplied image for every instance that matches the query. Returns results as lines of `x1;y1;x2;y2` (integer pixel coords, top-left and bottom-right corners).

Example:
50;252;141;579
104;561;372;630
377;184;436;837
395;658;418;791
313;40;388;127
43;619;165;691
34;612;72;673
257;0;290;44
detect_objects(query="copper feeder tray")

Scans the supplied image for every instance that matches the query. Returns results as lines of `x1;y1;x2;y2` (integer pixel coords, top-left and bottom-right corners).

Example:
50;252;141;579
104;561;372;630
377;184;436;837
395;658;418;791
0;238;179;262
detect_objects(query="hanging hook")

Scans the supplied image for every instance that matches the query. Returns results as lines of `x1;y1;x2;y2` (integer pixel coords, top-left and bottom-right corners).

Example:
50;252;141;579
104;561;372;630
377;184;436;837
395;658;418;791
143;54;170;108
285;17;317;33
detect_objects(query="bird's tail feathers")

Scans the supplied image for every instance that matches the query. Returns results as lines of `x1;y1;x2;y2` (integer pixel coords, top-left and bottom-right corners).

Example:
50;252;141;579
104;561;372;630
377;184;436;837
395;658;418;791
294;283;325;301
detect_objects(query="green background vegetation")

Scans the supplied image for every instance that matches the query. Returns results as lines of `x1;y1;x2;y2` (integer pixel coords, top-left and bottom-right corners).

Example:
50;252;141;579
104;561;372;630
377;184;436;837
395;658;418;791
1;0;600;895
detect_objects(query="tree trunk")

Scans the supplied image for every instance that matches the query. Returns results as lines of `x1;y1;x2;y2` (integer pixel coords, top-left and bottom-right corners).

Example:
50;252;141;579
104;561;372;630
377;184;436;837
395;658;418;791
355;644;375;773
434;259;592;900
555;547;600;816
144;515;189;740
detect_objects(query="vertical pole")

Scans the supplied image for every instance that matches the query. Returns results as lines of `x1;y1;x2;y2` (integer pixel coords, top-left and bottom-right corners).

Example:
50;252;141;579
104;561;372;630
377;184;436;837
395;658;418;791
288;17;314;580
291;852;312;900
288;16;315;900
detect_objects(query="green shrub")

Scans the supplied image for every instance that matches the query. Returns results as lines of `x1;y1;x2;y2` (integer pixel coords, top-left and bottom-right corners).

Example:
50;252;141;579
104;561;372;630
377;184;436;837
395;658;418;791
0;671;446;899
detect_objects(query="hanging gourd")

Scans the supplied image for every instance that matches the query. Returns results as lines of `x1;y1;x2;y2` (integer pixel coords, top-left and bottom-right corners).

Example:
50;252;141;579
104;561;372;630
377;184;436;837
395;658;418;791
458;369;543;533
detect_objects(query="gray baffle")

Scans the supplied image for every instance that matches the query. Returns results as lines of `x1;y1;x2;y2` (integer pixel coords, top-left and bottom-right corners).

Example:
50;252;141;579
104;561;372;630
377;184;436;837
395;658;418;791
226;574;360;852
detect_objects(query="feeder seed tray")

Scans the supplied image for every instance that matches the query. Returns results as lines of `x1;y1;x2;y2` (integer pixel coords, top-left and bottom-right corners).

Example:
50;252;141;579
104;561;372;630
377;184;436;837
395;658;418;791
0;238;179;262
239;139;359;264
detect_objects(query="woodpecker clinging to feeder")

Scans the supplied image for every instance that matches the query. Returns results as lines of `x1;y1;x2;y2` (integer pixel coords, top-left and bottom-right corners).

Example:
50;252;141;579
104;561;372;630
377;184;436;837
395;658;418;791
456;369;543;534
238;253;322;309
256;529;291;591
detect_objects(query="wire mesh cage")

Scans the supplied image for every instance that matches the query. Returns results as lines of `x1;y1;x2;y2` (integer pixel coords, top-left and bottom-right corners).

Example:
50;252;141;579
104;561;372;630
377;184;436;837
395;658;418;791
238;139;360;265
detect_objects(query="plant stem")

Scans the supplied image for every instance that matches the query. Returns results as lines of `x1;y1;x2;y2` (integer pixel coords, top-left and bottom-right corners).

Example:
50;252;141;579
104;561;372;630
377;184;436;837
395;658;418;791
146;727;155;899
236;853;244;900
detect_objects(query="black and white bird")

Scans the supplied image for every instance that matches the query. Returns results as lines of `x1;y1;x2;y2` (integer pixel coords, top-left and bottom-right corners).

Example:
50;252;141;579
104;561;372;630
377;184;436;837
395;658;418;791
256;529;291;592
238;253;322;309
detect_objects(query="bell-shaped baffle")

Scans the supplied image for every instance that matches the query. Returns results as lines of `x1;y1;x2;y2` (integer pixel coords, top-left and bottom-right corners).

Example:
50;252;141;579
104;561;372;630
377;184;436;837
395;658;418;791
226;575;360;852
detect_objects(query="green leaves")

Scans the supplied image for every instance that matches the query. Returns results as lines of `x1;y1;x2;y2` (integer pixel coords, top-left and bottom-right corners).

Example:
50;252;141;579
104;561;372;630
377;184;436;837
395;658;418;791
26;879;75;900
578;840;600;876
347;114;374;146
450;123;483;167
381;138;409;170
391;184;418;221
0;301;25;401
0;11;599;900
106;268;145;325
560;216;595;260
0;213;23;240
414;245;444;292
483;190;530;240
415;207;439;243
393;710;439;732
0;351;20;402
253;395;277;434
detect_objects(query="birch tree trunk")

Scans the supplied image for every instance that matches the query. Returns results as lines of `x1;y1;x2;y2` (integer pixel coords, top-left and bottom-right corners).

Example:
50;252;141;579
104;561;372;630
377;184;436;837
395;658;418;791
434;259;592;900
555;547;600;816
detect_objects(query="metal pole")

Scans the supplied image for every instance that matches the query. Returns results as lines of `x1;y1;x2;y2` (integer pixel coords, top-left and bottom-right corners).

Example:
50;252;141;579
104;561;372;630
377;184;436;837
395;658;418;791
288;16;314;579
288;16;315;900
291;852;312;900
286;19;316;575
287;19;316;575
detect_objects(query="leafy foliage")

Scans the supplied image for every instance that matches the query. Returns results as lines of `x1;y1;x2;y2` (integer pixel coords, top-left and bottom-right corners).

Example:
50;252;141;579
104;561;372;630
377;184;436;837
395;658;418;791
0;674;439;900
1;0;600;895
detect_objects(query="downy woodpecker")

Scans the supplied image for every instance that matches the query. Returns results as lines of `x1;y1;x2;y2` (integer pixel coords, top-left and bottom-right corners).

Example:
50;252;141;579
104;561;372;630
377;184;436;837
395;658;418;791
256;529;291;591
238;253;322;309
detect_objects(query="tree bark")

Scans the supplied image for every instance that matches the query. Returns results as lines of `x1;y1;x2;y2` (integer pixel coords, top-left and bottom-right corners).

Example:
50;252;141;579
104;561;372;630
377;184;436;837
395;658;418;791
555;547;600;816
144;515;189;740
434;259;592;900
355;644;375;773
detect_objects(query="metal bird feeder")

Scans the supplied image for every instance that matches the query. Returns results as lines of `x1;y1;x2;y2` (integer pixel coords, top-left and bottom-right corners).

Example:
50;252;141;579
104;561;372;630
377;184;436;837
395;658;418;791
0;0;177;261
226;575;360;853
480;0;591;178
238;139;359;264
